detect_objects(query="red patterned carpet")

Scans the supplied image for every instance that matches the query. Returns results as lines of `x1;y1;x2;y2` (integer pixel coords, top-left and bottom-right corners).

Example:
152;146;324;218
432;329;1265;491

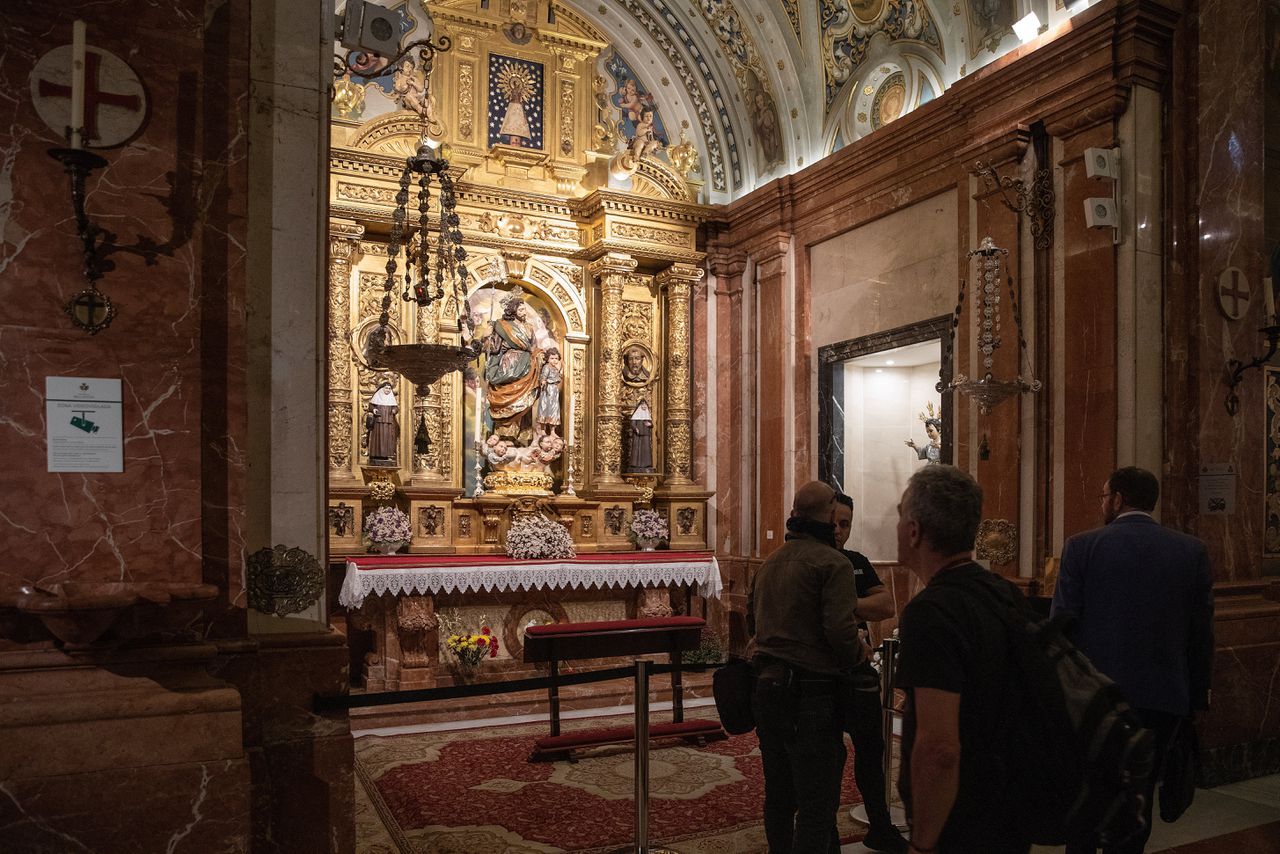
355;715;867;853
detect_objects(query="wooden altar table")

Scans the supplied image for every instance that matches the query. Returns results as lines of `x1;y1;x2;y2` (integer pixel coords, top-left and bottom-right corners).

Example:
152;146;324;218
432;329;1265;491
338;550;723;610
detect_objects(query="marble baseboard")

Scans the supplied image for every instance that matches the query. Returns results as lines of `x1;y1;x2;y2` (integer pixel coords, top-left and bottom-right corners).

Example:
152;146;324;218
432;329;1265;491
1200;737;1280;788
0;757;251;853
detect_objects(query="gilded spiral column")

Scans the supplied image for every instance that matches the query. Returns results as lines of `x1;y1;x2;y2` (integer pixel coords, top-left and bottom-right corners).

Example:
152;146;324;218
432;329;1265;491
328;221;364;482
656;263;704;487
588;252;637;485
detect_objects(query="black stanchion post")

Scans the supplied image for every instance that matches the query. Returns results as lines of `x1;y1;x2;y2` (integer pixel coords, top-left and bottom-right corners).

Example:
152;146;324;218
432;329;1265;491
616;658;679;854
635;658;650;852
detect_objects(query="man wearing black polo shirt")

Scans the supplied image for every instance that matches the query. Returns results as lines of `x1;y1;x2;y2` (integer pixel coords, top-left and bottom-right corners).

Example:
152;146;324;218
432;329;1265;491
894;465;1030;854
832;492;908;854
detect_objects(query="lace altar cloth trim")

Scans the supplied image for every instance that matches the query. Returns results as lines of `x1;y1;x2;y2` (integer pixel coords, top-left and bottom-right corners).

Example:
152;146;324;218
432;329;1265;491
339;554;723;609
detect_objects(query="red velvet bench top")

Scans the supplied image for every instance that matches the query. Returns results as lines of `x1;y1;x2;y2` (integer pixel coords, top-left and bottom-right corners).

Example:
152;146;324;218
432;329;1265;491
523;616;706;662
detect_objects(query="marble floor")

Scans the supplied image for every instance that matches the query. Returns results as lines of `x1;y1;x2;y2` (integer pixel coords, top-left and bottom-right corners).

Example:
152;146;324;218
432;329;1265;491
841;774;1280;853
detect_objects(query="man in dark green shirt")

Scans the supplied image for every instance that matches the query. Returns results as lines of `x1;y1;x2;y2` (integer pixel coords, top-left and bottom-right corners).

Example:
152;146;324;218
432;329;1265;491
748;480;863;852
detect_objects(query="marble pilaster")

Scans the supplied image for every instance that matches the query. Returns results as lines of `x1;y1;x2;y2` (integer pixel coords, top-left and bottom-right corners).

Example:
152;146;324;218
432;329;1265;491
752;235;791;558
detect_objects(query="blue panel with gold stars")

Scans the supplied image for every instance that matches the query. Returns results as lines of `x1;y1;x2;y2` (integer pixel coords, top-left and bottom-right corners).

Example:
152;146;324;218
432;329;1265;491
487;54;544;150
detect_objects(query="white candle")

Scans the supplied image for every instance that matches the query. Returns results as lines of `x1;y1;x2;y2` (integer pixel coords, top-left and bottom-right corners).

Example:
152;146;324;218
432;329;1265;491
474;382;483;443
1265;277;1276;326
70;21;86;149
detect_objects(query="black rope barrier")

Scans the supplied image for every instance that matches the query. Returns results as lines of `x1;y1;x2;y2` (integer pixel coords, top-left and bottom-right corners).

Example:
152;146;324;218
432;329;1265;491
314;660;724;713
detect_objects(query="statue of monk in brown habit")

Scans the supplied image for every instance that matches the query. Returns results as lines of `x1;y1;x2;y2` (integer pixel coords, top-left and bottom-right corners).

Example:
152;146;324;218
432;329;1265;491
364;382;399;466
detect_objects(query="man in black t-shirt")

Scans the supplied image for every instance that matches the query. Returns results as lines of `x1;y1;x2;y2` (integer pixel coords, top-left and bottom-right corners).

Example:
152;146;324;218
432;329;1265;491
832;493;907;854
894;466;1030;854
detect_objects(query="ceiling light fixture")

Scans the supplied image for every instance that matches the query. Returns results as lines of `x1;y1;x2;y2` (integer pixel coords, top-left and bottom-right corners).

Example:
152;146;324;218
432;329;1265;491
1013;12;1042;43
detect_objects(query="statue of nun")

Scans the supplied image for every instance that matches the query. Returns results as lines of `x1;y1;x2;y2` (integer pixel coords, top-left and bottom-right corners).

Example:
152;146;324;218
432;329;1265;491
365;382;399;466
625;400;654;473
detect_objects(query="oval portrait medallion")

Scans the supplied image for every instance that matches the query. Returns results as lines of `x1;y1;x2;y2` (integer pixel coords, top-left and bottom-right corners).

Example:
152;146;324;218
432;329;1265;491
848;0;888;25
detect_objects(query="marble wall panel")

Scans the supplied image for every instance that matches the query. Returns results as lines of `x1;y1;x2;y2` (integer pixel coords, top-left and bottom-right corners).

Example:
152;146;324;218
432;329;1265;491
969;184;1024;547
809;192;958;351
1058;125;1121;541
1179;0;1269;581
757;252;788;557
0;1;249;604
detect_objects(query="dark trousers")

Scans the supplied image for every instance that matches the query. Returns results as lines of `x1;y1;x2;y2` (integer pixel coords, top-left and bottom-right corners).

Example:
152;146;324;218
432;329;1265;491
753;676;847;854
846;686;893;830
1064;708;1183;854
824;686;894;853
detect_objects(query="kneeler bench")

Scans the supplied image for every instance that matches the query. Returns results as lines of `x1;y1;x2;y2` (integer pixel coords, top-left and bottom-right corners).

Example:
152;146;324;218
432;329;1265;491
523;616;726;761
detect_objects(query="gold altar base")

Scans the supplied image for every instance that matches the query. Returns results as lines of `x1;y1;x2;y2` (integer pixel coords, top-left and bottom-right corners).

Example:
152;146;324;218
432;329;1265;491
483;470;555;496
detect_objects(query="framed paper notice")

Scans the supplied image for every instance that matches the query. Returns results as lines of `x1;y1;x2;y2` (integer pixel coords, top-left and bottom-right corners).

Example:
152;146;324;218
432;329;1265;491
45;377;123;473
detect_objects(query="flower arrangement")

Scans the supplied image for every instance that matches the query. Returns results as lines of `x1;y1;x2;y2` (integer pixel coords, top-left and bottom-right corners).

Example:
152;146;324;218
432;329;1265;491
505;512;576;560
365;506;411;545
629;508;668;547
445;626;500;667
681;626;725;665
438;610;500;670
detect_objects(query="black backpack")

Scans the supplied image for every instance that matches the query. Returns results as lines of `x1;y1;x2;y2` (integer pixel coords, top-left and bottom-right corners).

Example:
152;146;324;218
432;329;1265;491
935;571;1156;847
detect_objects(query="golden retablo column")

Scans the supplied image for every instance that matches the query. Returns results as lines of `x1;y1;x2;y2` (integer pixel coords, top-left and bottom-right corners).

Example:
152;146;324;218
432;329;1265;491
588;252;638;485
656;263;704;487
327;221;364;482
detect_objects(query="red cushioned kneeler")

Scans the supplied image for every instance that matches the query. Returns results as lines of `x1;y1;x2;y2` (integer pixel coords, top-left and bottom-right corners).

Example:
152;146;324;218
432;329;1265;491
523;617;726;761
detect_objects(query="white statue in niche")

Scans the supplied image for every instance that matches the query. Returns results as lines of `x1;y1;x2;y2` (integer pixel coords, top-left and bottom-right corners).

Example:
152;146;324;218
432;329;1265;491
905;403;942;465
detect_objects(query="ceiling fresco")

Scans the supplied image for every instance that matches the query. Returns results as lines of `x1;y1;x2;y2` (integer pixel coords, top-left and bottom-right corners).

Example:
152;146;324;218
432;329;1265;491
384;0;1099;201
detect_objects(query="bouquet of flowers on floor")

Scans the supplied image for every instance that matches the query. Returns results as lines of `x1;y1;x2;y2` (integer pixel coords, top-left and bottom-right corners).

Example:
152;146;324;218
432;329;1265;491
629;508;669;547
365;506;411;547
438;609;500;668
505;511;576;560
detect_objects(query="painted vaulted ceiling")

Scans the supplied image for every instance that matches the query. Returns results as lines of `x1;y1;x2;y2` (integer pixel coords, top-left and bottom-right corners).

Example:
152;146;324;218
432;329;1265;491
353;1;1096;202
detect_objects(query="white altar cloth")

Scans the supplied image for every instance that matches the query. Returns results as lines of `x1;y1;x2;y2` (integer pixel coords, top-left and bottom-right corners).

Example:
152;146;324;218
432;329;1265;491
338;551;723;609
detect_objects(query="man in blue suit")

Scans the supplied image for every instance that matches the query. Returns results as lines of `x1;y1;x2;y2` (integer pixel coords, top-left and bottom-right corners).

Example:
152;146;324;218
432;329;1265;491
1052;467;1215;854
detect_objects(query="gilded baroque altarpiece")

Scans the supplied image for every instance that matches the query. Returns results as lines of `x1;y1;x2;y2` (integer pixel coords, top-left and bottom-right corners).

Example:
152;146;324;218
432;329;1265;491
326;1;714;566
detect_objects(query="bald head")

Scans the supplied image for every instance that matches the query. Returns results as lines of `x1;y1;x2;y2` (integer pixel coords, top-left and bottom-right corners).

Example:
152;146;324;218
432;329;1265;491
791;481;836;523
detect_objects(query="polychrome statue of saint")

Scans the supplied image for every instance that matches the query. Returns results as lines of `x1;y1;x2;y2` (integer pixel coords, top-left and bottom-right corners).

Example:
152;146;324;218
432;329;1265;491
483;295;543;441
364;382;399;467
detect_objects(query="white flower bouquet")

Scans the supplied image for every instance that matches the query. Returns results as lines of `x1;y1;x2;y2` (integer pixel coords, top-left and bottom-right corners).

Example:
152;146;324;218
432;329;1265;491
629;509;668;546
365;506;411;545
505;512;576;560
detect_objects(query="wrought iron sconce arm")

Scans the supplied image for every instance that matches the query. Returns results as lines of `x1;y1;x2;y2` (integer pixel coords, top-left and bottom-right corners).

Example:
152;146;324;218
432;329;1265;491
1225;324;1280;416
335;33;452;82
974;160;1055;251
49;146;116;334
52;148;109;283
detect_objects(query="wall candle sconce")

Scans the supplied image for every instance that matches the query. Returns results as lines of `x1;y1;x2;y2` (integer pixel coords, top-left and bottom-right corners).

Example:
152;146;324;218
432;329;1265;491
974;160;1055;251
49;20;115;334
1225;269;1280;416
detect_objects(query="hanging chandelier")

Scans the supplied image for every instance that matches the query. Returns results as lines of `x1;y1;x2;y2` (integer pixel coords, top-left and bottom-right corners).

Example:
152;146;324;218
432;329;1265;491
937;237;1041;414
350;43;479;387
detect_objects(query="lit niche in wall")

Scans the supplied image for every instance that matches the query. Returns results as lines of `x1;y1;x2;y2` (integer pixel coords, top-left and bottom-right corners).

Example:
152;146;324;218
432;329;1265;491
818;318;950;561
